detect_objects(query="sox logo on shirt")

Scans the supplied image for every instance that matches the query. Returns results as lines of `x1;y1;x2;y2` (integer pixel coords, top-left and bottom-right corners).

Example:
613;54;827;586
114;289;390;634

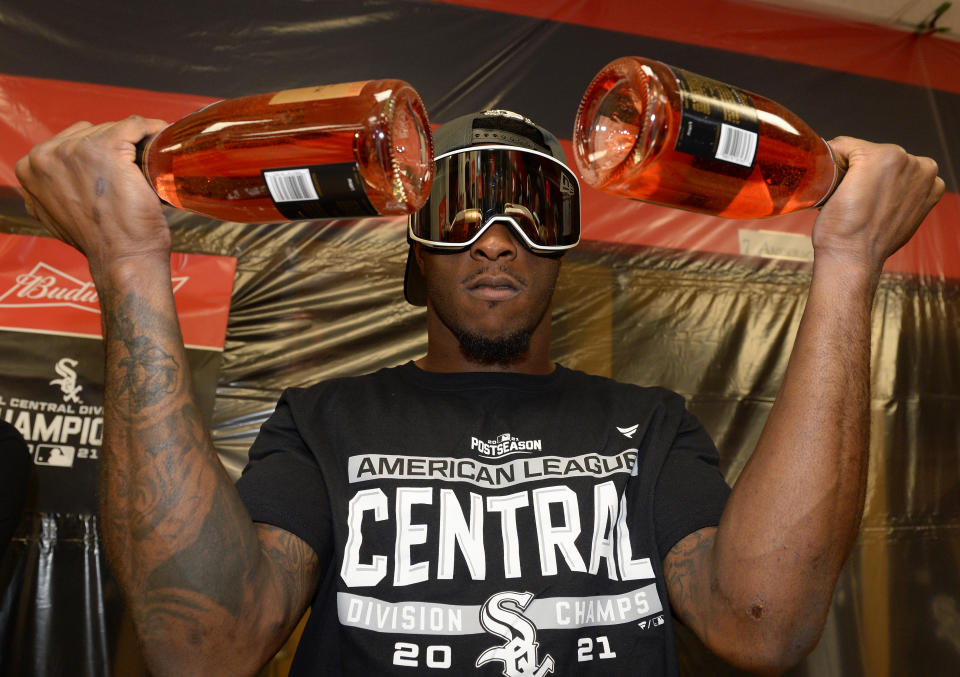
476;591;555;676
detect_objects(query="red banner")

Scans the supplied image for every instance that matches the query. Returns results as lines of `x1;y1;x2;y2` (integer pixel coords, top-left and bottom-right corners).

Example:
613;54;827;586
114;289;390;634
0;232;235;350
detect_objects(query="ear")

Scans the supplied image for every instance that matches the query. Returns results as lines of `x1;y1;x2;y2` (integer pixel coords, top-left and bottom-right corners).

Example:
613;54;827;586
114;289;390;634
413;243;427;274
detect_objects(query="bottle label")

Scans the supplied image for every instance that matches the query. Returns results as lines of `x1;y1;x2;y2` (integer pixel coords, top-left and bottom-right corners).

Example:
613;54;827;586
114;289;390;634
269;81;367;105
263;163;378;218
669;67;759;168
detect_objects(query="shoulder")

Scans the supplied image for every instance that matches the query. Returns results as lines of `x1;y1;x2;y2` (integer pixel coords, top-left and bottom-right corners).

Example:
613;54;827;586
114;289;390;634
556;365;686;407
278;362;415;409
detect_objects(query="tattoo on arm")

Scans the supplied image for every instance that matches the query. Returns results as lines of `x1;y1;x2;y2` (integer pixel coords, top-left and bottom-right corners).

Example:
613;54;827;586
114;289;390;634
145;484;261;618
664;527;716;629
258;524;320;614
99;288;319;663
113;308;179;413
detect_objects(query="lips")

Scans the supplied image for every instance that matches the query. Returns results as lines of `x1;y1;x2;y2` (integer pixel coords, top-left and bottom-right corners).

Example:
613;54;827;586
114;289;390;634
465;272;524;302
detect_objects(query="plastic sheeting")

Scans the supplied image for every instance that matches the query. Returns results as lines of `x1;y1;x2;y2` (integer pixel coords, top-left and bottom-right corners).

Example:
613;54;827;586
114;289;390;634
0;514;147;676
1;1;959;675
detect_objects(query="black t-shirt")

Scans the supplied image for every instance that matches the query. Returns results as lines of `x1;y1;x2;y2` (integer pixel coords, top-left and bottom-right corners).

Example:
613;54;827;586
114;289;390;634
236;362;730;676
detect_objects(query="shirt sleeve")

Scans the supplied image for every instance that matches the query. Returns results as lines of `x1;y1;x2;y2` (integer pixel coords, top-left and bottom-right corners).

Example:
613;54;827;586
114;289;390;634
235;389;333;563
652;406;731;557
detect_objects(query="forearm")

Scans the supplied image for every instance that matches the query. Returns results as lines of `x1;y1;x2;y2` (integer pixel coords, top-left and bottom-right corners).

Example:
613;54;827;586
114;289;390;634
733;256;874;551
95;256;278;674
708;255;876;663
14;116;317;675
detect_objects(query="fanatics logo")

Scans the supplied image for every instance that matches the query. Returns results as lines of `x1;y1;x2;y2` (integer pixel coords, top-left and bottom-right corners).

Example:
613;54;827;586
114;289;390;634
470;433;542;458
0;262;188;313
617;424;639;439
638;614;665;630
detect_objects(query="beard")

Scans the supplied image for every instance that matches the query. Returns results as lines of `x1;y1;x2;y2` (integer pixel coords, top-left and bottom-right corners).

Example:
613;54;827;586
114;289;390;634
455;328;533;365
421;251;561;367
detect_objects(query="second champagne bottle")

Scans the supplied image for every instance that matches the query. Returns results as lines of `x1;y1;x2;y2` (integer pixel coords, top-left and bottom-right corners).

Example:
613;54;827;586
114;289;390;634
138;79;434;223
573;57;844;219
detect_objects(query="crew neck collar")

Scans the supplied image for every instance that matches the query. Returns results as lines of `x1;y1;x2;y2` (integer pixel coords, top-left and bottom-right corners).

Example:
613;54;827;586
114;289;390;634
398;361;567;391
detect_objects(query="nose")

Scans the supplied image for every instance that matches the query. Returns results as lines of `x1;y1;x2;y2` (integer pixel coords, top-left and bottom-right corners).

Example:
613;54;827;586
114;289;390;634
471;223;518;263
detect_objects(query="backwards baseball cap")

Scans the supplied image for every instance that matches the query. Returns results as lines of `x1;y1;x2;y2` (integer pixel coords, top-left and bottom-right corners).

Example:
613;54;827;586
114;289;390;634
403;110;581;306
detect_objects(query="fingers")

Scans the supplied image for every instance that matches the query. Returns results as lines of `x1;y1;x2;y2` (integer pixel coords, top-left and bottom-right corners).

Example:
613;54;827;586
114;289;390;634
13;115;174;265
17;115;168;180
827;136;941;187
106;115;170;158
21;189;37;219
825;136;942;209
825;135;868;158
16;116;167;197
815;136;945;269
51;116;167;142
54;120;95;139
931;175;946;203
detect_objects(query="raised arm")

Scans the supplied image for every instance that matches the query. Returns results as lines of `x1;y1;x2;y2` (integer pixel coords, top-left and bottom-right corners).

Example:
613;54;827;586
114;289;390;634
663;137;945;675
16;118;319;677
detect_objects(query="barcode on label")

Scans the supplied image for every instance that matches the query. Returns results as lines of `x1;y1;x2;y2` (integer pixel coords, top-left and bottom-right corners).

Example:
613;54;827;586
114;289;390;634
715;124;757;167
264;169;319;202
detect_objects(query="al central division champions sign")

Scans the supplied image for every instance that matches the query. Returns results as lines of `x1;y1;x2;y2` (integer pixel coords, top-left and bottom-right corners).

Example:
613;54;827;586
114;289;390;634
0;232;236;513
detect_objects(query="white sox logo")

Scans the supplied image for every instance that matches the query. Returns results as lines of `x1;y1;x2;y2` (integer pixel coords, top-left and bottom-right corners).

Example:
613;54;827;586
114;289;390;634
50;357;83;404
476;591;554;677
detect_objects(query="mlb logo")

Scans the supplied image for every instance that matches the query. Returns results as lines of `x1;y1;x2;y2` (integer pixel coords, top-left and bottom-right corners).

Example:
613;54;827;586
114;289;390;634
497;433;511;443
34;443;75;468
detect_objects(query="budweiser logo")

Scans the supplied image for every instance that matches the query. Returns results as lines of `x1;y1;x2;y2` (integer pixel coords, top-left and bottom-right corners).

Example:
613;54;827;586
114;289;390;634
0;262;188;313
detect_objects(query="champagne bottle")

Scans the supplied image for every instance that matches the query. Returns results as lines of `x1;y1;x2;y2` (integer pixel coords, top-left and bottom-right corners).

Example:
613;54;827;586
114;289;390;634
573;57;843;219
138;79;434;222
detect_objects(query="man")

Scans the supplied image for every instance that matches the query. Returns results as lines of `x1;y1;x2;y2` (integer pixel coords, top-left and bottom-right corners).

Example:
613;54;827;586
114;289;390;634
15;108;942;676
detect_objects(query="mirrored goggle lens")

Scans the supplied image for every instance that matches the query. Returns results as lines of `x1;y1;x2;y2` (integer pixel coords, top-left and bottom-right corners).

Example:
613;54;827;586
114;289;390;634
408;145;580;251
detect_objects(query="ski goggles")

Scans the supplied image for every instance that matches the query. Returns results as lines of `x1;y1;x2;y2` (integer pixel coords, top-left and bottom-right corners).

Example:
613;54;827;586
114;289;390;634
408;144;581;253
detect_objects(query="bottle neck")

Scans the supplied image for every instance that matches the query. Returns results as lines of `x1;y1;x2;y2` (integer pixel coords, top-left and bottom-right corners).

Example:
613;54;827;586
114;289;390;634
813;139;847;208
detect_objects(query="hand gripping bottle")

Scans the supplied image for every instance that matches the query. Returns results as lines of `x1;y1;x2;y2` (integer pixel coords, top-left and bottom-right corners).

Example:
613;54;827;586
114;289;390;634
138;79;434;222
573;57;843;219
